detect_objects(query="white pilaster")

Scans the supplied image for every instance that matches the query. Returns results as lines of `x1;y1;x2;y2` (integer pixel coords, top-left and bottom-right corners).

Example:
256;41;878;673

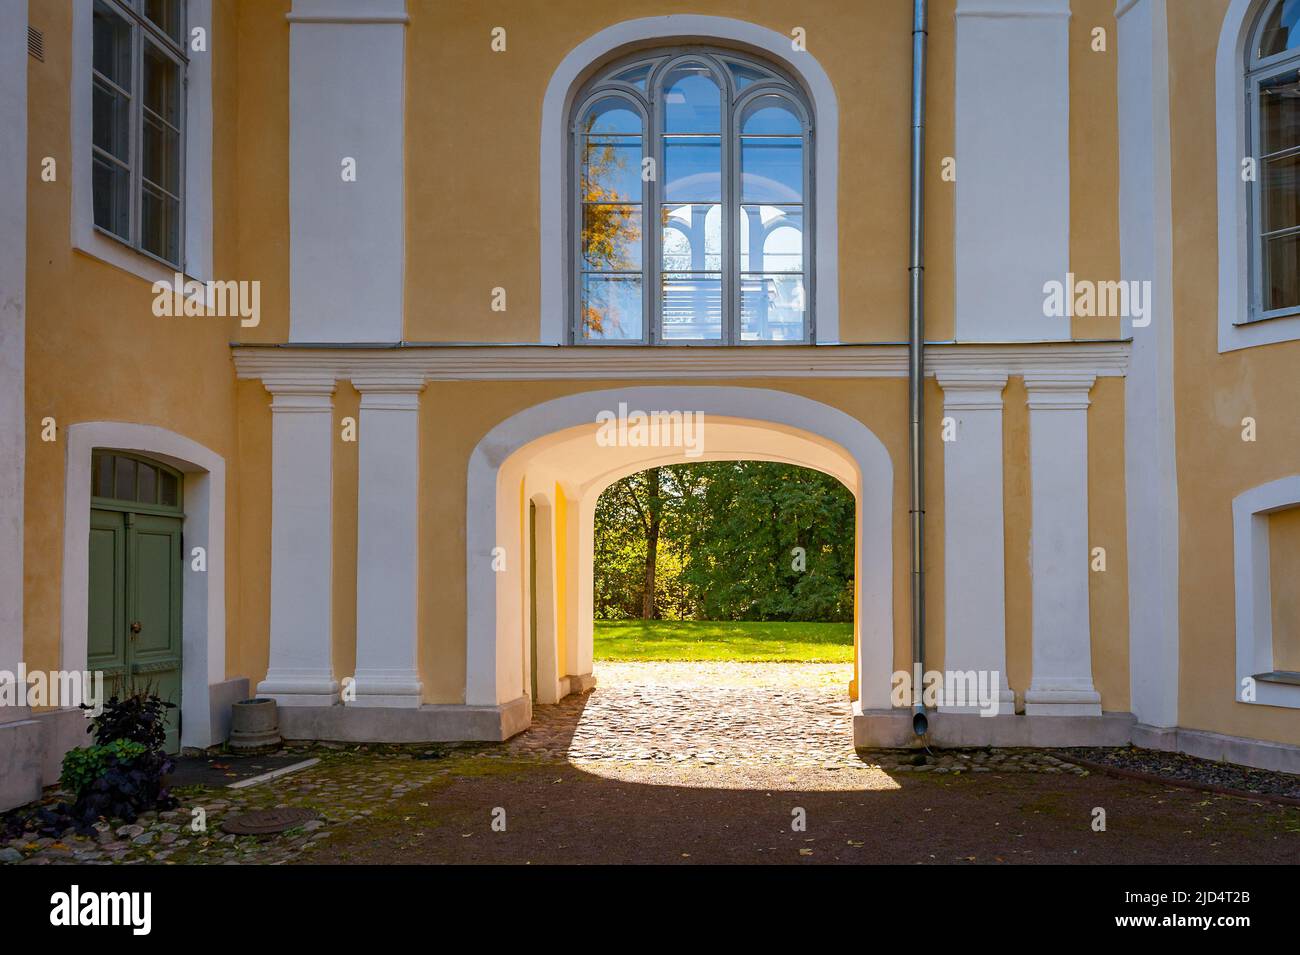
937;372;1015;714
1024;372;1102;715
258;376;339;706
350;376;424;707
0;0;26;725
1118;0;1179;729
954;0;1071;341
287;0;407;342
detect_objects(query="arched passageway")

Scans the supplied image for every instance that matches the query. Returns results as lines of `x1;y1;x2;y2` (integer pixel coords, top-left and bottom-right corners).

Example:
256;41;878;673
465;387;894;719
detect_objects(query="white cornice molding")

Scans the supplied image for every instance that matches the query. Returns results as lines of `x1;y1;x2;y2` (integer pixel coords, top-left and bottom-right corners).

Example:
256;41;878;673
286;0;407;24
955;0;1071;19
285;13;409;23
231;342;1131;383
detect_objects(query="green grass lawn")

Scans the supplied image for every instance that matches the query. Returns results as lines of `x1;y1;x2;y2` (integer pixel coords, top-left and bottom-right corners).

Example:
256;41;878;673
593;619;853;662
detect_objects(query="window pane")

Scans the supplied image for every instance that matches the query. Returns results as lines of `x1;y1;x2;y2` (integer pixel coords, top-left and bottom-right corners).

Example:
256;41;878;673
1265;231;1300;310
160;470;179;507
582;137;642;202
145;0;185;46
582;205;642;271
1259;0;1300;59
144;41;182;128
728;62;774;89
663;65;721;134
137;463;158;504
741;274;807;341
94;454;114;498
580;97;641;136
114;456;137;501
741;137;803;202
612;63;652;90
740;205;803;272
662;204;721;271
664;137;721;202
1264;154;1300;232
661;273;722;340
143;111;182;195
142;182;181;264
93;78;131;161
581;275;643;340
93;0;132;90
1260;70;1300;156
93;154;131;239
741;96;801;135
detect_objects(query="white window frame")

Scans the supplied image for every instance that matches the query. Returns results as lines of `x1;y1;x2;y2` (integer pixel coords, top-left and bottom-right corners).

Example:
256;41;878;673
538;16;841;346
1217;0;1300;350
1233;475;1300;710
72;0;213;284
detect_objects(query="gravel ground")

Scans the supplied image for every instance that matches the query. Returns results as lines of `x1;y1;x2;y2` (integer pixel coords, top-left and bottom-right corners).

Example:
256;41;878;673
1061;746;1300;801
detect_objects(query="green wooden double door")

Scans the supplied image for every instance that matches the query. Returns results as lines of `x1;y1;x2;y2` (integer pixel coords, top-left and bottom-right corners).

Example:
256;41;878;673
87;451;184;753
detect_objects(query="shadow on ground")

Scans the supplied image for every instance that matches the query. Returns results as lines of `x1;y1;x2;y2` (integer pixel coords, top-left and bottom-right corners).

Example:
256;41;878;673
302;691;1300;865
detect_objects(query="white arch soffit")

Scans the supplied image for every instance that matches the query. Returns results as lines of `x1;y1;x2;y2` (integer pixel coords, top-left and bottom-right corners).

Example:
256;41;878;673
539;16;840;344
61;422;227;749
523;417;862;497
466;387;892;709
1216;0;1300;350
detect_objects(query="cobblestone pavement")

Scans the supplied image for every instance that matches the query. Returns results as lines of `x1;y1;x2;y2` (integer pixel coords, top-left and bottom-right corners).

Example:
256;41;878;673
511;662;862;767
509;662;1086;780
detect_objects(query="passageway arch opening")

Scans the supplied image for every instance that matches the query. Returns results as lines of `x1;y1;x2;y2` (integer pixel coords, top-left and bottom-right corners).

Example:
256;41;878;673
466;387;895;719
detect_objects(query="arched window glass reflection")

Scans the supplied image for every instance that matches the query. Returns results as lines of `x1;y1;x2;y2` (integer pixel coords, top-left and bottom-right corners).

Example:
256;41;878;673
571;48;813;343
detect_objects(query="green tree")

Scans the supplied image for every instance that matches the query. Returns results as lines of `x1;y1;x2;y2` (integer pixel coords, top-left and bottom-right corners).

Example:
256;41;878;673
592;462;854;622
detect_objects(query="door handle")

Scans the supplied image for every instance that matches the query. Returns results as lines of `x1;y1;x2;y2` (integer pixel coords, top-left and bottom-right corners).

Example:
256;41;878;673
129;621;142;637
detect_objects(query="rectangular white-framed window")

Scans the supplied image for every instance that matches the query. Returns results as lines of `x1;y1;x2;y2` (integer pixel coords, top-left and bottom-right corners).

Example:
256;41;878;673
73;0;212;284
1233;475;1300;710
92;0;187;268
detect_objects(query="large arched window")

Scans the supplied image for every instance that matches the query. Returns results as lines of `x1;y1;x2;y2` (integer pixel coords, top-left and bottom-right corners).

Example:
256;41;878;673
571;48;813;344
1249;0;1300;320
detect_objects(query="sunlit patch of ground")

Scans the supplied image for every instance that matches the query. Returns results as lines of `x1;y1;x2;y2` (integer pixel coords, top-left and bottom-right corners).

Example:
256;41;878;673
566;760;902;791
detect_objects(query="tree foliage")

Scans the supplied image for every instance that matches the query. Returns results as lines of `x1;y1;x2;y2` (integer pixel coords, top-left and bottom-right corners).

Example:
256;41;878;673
593;462;854;622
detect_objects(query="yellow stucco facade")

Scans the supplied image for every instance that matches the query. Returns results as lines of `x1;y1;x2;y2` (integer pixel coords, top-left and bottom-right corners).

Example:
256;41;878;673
3;0;1297;807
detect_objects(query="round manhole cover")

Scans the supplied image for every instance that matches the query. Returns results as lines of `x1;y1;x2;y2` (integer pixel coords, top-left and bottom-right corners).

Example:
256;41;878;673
221;807;319;836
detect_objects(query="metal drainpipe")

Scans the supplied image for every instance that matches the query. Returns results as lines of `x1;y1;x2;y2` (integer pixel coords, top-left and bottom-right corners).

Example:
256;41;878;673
908;0;929;736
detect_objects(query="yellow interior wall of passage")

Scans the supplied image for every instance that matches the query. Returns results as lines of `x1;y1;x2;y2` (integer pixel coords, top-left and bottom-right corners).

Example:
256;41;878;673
404;0;953;344
554;482;569;676
1168;0;1300;746
1068;0;1122;341
21;1;245;680
1269;508;1300;673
